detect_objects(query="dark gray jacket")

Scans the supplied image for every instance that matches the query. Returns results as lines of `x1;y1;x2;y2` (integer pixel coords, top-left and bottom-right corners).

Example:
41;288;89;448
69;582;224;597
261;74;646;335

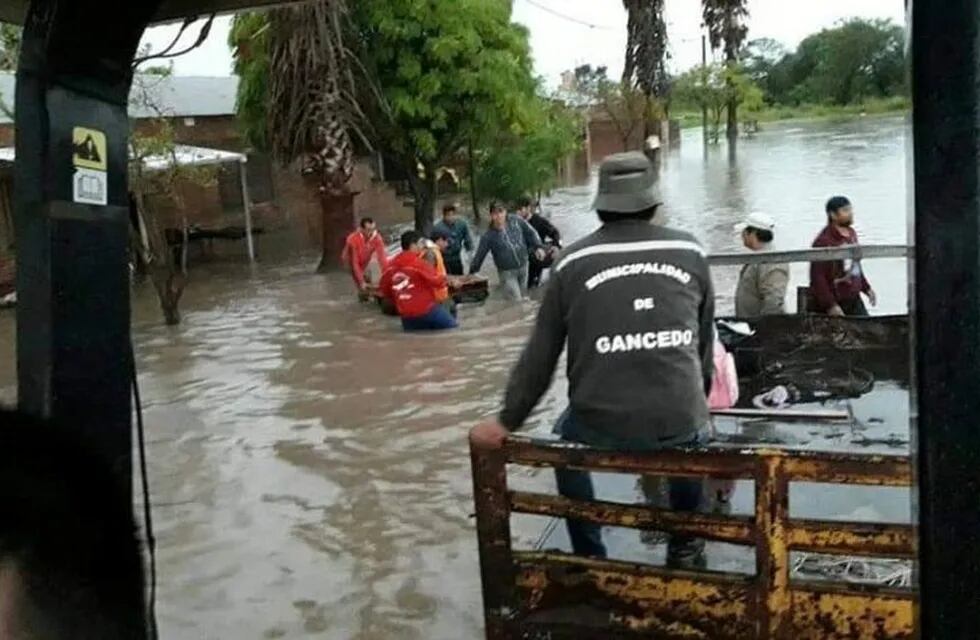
499;220;715;449
469;214;542;273
432;218;473;261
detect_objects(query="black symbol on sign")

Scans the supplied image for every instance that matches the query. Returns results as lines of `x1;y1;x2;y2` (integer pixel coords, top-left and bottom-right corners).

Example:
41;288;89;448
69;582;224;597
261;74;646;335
73;134;101;165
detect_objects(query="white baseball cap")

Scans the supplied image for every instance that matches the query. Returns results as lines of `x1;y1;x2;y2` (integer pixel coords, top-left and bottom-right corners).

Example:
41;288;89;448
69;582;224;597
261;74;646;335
734;212;776;233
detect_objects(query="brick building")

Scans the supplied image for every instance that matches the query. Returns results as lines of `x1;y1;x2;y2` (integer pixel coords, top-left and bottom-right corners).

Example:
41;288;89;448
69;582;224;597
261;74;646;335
0;73;412;292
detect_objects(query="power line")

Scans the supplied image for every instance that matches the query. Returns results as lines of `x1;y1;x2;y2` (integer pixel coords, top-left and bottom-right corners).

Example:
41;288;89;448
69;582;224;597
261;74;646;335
521;0;617;31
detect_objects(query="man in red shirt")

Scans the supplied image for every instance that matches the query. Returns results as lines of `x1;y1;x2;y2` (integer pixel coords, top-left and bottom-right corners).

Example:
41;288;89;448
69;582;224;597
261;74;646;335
341;217;389;292
809;196;877;316
380;230;457;331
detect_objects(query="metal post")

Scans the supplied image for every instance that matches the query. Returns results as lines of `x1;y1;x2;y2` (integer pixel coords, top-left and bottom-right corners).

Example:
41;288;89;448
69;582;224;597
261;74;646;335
14;0;162;496
911;1;980;636
470;443;517;640
239;158;255;263
701;33;708;145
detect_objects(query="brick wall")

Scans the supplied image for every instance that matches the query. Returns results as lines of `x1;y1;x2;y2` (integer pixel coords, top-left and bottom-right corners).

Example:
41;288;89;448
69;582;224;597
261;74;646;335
587;118;646;166
271;157;414;256
0;115;414;274
133;115;243;153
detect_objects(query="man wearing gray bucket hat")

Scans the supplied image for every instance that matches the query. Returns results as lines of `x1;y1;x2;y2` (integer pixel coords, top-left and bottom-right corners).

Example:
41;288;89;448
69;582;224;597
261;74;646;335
471;152;715;567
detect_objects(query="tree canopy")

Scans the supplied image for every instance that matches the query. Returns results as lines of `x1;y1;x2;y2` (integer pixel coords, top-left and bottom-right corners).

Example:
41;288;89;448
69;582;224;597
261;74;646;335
622;0;669;99
673;63;762;143
474;99;581;205
231;0;574;231
349;0;579;228
748;18;906;106
348;0;535;166
229;13;271;152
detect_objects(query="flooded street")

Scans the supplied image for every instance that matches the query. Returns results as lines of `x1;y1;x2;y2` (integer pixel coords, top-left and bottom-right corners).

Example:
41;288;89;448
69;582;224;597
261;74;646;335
0;116;910;639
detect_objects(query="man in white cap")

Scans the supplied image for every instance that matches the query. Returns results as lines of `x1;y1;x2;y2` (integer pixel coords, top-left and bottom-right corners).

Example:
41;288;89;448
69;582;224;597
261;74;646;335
470;151;715;567
734;212;789;317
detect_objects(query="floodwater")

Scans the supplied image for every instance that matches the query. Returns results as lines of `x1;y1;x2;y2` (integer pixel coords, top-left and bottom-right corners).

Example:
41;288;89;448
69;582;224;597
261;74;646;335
0;116;911;639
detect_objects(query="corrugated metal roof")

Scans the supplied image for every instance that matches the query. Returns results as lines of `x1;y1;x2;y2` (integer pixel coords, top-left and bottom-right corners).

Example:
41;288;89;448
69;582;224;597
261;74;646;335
0;0;306;26
0;73;239;124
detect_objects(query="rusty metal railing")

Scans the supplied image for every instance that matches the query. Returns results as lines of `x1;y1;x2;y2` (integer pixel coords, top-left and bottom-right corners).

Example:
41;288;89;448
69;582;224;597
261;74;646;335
471;437;915;640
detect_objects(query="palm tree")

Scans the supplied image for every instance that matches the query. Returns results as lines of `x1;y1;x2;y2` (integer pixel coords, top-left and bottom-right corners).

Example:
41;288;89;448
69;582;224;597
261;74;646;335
622;0;670;100
264;1;362;271
702;0;749;143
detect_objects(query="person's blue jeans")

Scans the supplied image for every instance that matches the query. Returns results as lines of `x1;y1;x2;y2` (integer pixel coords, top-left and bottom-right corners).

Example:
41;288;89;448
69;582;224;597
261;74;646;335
401;304;458;331
552;409;704;560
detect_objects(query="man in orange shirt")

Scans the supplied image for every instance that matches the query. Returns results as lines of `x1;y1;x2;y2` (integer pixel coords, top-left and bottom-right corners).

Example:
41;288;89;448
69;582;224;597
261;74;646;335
426;229;457;317
341;217;389;293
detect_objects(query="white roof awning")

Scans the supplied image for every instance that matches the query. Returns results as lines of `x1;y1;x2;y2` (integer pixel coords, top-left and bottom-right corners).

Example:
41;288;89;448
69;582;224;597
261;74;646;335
140;145;246;172
0;144;246;172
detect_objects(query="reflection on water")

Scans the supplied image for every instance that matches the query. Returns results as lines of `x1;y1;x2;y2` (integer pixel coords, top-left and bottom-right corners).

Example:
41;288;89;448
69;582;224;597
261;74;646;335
0;117;909;639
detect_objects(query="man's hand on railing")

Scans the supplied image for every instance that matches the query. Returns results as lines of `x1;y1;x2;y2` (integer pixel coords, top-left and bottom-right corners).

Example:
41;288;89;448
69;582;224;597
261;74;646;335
470;419;509;450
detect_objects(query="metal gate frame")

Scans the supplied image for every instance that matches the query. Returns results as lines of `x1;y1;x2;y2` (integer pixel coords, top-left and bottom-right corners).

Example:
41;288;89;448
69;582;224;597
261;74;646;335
471;437;915;639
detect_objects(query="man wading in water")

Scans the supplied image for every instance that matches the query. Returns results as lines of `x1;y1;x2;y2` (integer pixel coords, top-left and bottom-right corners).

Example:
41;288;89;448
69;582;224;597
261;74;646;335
471;152;715;567
341;217;389;296
469;202;545;301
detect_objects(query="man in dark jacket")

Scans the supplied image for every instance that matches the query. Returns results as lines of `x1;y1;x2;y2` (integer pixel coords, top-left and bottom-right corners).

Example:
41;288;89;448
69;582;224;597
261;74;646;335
809;196;877;316
431;203;473;276
469;203;544;300
470;152;715;566
516;196;562;288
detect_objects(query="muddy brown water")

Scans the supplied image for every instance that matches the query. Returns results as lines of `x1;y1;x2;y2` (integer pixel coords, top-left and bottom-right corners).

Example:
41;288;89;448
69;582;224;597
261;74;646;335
0;116;910;638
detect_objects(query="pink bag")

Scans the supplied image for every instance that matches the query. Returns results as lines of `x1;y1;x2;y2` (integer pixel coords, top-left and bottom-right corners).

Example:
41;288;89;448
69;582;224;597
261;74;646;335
707;338;739;410
707;336;739;506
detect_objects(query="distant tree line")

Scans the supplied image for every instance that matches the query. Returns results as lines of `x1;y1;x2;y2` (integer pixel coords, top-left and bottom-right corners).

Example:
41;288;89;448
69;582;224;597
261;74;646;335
740;18;907;107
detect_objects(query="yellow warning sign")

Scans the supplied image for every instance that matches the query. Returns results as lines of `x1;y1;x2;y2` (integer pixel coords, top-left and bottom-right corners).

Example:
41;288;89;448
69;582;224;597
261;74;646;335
72;127;107;171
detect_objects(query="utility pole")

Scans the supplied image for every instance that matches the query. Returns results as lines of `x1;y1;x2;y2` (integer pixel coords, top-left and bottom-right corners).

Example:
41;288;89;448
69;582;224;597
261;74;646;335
701;32;708;146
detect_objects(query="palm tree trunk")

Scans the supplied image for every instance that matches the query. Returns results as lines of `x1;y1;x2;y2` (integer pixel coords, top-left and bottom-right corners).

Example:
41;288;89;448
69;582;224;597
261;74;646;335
725;42;738;145
410;163;438;234
726;96;738;143
316;187;355;273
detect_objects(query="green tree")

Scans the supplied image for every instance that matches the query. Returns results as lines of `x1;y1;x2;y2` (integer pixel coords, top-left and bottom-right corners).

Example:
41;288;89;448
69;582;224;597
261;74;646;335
129;71;218;325
808;18;906;105
231;2;359;270
673;63;761;144
229;13;271;151
702;0;750;142
741;37;787;103
622;0;669;102
474;98;581;204
761;18;906;106
348;0;538;232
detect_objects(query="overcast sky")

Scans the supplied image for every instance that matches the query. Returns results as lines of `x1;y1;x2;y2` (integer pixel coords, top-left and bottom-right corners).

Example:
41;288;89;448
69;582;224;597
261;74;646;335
140;0;905;85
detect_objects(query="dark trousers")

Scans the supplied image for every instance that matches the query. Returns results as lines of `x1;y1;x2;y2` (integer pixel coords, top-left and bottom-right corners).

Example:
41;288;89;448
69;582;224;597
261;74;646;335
445;256;464;276
840;297;869;316
553;410;704;560
527;250;557;288
528;257;545;288
401;305;457;331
